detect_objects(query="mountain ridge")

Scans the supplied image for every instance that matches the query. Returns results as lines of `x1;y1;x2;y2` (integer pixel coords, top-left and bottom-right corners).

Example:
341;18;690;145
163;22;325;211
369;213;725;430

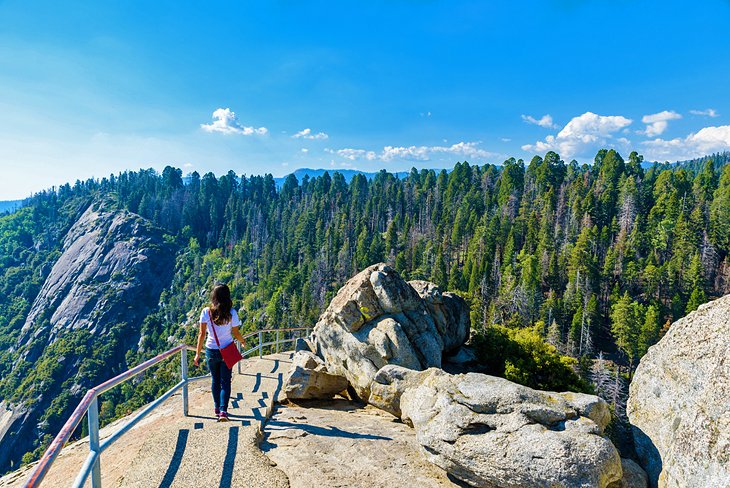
273;167;412;187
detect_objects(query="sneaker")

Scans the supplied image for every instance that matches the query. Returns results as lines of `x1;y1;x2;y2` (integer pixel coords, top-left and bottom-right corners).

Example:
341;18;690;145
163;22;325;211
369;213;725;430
218;411;229;422
214;408;220;418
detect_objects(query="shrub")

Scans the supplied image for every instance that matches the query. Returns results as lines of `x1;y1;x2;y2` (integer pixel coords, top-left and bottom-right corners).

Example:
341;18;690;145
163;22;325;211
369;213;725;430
472;324;591;393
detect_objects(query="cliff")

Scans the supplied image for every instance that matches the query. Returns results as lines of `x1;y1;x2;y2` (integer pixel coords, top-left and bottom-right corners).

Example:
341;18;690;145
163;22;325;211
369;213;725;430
0;202;175;473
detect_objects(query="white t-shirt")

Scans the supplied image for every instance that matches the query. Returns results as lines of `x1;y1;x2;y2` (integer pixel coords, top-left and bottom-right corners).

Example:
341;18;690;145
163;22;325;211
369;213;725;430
200;307;241;350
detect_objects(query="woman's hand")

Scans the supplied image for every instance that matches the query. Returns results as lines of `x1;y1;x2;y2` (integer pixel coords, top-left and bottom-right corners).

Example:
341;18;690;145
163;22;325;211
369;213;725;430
232;326;246;346
194;322;206;368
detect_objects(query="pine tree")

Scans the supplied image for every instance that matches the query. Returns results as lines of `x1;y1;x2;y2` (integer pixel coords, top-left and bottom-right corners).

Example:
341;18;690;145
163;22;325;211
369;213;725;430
354;227;371;270
569;305;583;356
610;292;640;368
710;165;730;249
432;252;447;289
368;231;385;265
638;304;660;357
685;287;707;314
546;319;563;352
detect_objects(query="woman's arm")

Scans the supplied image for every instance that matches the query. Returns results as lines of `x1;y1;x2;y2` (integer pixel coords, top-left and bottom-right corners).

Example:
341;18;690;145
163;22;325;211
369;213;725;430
231;327;246;347
194;322;206;366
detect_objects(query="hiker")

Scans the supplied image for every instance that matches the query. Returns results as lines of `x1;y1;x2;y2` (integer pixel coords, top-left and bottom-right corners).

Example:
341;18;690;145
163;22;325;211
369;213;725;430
194;283;246;422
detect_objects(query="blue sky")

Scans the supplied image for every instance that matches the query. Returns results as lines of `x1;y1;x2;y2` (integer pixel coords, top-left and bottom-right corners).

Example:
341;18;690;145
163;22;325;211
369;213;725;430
1;1;730;199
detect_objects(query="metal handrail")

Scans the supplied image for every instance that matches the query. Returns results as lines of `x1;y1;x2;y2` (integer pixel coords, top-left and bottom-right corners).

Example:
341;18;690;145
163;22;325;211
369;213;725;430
24;326;313;488
239;327;310;341
23;344;198;488
236;327;311;373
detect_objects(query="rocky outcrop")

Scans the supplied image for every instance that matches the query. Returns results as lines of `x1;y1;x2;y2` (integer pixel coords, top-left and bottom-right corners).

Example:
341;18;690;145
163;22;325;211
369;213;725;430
284;351;349;400
308;264;469;400
18;204;174;348
608;459;649;488
370;365;622;488
627;295;730;488
0;203;176;473
408;280;470;354
262;401;458;487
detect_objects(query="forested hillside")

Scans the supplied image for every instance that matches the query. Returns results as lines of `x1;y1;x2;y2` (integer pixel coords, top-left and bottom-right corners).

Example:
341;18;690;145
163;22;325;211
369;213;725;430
1;149;729;468
672;150;730;173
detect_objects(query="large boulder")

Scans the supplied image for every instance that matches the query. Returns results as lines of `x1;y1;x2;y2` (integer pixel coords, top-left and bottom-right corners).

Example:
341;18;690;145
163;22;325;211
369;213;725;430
627;295;730;488
409;280;470;354
370;365;622;488
310;264;469;400
284;351;349;400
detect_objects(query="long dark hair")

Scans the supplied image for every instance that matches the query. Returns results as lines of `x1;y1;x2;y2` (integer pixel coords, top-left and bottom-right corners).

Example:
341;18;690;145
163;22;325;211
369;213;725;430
210;284;233;324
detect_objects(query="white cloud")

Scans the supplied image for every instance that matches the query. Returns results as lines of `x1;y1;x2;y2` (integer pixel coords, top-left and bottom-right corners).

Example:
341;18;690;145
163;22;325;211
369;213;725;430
435;141;495;159
521;111;633;159
327;148;378;161
689;108;719;118
381;142;491;162
640;110;681;136
642;125;730;161
521;114;557;129
328;141;495;162
300;148;309;153
292;128;328;140
200;108;268;135
183;162;193;168
381;145;431;161
501;137;512;142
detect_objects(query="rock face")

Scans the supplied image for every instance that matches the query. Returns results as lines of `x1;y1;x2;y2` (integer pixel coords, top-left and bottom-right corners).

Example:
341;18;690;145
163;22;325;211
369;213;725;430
409;280;470;354
627;295;730;488
309;264;470;400
18;204;174;348
284;351;349;400
370;365;622;488
608;459;649;488
0;203;176;473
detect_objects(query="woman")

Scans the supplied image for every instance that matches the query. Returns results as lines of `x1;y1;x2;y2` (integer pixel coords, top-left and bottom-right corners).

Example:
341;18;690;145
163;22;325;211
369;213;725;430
193;283;246;422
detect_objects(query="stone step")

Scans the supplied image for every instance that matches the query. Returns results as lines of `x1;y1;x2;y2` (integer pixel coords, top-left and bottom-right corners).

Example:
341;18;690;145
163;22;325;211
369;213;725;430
117;353;293;487
0;353;294;488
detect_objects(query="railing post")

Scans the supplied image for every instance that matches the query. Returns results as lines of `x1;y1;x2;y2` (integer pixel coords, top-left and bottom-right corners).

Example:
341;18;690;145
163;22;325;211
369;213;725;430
180;348;189;417
258;331;263;358
88;396;102;488
237;341;242;374
276;330;280;353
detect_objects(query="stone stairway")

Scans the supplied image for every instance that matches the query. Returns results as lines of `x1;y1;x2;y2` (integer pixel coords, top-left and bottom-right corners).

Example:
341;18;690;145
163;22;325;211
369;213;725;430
118;353;292;487
0;353;294;488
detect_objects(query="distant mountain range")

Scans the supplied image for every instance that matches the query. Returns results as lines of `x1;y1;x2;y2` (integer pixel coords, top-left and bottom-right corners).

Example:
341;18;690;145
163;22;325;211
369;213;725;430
276;152;730;188
641;151;730;170
273;168;412;187
670;151;730;172
0;199;24;214
4;152;730;216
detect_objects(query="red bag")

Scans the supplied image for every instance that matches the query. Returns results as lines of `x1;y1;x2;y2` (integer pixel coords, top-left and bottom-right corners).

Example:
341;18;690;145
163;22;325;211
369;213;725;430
208;310;243;369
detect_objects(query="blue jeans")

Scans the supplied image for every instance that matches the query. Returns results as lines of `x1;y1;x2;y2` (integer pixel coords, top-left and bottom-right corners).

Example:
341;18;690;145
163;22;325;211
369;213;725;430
206;348;232;413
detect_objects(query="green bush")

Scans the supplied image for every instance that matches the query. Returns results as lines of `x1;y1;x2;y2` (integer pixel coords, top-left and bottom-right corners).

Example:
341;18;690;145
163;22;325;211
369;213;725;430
472;324;591;393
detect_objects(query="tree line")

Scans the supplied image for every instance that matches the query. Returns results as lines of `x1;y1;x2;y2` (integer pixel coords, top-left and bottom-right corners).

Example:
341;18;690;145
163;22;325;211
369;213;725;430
5;151;730;370
1;149;729;466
